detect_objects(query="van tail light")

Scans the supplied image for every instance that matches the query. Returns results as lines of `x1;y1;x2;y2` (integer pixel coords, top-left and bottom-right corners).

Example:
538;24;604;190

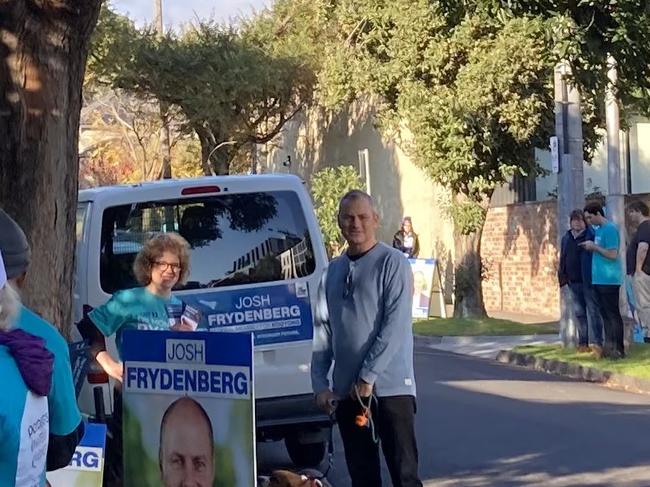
181;185;221;195
87;361;109;384
87;371;109;384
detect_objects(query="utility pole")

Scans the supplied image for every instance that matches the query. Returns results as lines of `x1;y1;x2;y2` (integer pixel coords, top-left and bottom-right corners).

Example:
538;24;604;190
154;0;172;179
605;55;626;267
555;61;585;347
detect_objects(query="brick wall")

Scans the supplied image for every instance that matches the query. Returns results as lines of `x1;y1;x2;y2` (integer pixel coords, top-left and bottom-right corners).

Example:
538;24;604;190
481;200;560;319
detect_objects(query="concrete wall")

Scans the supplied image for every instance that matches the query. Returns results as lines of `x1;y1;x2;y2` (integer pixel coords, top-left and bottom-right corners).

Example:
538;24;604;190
536;117;650;201
257;102;456;301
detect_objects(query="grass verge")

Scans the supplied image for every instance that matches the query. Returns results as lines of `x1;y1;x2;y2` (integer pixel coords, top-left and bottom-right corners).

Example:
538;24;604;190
414;317;559;337
513;344;650;380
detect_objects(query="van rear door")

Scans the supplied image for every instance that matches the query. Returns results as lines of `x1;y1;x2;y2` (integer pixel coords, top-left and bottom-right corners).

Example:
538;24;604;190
92;186;324;399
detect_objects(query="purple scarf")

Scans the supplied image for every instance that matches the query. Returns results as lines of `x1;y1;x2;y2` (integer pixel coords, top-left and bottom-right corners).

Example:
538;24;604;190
0;328;53;396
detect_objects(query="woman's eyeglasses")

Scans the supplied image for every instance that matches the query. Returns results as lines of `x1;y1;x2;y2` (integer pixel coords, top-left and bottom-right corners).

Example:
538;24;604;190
154;261;181;272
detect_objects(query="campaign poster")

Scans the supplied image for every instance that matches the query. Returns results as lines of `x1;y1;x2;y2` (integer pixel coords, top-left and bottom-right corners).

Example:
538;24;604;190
409;259;436;319
180;281;313;346
122;330;255;487
46;423;106;487
69;340;91;398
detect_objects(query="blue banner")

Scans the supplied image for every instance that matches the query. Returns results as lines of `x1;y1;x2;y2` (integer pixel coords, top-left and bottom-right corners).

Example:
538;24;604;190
121;331;256;487
46;423;107;486
179;281;313;346
122;330;253;368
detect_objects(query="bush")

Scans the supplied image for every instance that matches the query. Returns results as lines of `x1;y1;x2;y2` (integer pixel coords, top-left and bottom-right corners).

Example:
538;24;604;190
310;165;364;257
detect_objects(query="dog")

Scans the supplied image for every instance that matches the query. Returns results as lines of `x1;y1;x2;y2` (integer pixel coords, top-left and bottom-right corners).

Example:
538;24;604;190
257;469;333;487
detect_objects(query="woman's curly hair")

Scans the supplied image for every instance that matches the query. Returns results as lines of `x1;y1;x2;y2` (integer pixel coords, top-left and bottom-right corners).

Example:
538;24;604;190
133;233;191;287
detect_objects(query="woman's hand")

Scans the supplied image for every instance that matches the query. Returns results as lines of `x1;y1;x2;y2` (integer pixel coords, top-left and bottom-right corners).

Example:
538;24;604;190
96;351;124;382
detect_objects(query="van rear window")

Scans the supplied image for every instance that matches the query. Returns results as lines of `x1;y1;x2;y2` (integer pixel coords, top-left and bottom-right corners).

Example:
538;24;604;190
99;191;316;294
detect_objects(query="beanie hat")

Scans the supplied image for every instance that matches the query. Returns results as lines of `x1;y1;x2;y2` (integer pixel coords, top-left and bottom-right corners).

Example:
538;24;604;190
0;209;31;279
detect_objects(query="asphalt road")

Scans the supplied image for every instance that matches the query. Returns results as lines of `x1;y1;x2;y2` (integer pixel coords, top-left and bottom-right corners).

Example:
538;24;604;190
258;345;650;486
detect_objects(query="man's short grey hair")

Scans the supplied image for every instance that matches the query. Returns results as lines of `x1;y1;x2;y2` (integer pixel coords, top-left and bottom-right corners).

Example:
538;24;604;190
338;190;379;216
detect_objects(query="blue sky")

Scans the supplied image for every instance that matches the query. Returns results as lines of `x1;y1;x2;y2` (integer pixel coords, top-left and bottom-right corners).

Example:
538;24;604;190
112;0;272;26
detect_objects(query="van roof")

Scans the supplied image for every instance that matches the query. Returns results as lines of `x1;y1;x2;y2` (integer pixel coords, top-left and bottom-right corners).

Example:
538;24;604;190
79;174;306;203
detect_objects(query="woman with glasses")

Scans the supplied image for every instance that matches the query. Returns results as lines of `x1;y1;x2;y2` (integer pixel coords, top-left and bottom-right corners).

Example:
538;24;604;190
78;232;191;486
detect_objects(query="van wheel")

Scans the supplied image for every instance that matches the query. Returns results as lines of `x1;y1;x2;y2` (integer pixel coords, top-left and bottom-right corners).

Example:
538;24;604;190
285;436;326;468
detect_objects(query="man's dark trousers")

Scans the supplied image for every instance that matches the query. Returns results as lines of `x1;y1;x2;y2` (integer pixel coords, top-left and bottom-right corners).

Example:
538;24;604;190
594;284;625;355
336;395;422;487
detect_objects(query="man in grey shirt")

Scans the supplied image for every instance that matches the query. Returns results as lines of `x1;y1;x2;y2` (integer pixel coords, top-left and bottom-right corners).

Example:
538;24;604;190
312;190;422;487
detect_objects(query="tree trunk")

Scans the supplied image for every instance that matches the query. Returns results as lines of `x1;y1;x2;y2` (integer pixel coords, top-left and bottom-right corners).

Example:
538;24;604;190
0;1;102;337
453;228;488;318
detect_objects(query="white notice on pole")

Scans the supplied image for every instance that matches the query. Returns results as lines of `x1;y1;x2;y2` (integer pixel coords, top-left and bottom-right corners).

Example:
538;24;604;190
550;136;559;173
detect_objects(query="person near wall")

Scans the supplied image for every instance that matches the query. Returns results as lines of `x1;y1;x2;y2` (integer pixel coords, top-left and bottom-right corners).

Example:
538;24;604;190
558;209;604;355
0;210;84;473
582;203;625;359
626;201;650;330
392;217;420;259
312;190;422;487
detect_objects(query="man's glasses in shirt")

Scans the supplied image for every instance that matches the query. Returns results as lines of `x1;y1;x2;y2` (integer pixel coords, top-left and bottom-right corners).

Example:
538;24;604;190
343;264;355;299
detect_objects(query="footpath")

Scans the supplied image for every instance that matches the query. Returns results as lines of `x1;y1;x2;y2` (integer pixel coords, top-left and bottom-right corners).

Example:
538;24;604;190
415;329;650;395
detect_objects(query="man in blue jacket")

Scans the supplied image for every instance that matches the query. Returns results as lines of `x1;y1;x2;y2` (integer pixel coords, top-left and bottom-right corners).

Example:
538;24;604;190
312;190;422;487
558;210;604;355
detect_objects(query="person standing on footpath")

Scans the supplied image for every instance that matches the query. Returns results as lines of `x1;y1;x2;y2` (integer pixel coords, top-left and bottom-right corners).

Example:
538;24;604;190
626;201;650;330
312;190;422;487
582;203;625;359
393;216;420;258
558;209;604;355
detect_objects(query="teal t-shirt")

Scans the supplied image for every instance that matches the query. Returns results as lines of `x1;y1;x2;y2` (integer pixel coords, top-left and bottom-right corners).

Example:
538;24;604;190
16;307;82;437
592;222;624;285
89;287;182;359
0;346;49;487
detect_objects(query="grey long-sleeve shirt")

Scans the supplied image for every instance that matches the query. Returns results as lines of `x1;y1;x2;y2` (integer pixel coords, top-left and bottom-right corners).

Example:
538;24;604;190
311;242;417;398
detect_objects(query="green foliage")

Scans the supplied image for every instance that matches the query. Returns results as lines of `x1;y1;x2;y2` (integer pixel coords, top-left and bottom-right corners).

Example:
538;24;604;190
476;1;650;115
310;165;364;256
88;5;316;174
307;0;650;232
315;1;558;233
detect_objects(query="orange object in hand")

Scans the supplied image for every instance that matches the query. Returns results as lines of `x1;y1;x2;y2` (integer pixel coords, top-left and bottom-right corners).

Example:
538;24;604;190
355;408;370;427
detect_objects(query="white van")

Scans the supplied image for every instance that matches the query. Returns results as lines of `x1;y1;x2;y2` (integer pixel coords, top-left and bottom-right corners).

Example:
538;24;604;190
74;174;331;467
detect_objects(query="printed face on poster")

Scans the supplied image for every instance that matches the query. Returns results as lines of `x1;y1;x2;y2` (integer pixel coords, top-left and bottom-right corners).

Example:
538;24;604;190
409;259;437;319
122;330;255;487
46;423;106;487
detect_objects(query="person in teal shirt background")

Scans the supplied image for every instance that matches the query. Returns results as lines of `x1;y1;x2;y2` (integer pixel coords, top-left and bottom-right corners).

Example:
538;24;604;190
0;250;55;487
582;203;625;359
79;232;192;486
0;209;84;473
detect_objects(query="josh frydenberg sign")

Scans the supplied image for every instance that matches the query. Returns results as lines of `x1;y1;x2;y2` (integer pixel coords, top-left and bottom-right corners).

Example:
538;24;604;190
122;330;255;487
46;423;106;487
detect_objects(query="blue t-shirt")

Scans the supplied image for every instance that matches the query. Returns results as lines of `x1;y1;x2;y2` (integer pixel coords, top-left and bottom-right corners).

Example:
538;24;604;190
89;287;182;359
0;346;49;487
592;222;624;285
16;307;82;437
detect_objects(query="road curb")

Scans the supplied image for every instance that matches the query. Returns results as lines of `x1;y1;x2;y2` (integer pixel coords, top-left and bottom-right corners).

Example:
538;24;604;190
414;335;443;346
496;350;650;395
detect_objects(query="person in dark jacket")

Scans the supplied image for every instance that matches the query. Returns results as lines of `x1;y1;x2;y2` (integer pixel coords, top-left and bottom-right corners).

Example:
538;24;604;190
558;209;604;354
392;217;420;258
